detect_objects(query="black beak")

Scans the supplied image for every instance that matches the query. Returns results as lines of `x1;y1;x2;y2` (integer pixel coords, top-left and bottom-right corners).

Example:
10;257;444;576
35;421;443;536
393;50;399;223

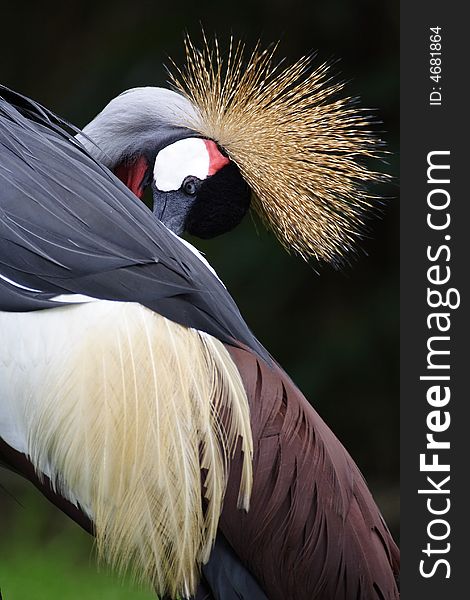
151;184;198;235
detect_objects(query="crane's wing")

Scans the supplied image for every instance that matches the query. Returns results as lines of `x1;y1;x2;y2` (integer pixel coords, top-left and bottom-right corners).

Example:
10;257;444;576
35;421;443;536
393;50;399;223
0;87;267;361
0;86;399;600
0;86;268;598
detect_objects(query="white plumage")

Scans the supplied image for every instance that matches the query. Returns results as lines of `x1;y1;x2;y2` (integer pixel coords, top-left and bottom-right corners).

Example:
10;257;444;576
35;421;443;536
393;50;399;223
0;300;253;597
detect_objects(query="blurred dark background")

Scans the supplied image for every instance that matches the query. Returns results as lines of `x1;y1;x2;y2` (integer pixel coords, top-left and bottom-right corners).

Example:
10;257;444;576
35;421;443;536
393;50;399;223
1;0;398;597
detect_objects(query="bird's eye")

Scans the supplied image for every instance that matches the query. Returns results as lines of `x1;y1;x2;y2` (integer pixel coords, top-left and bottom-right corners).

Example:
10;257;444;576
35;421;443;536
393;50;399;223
183;177;197;196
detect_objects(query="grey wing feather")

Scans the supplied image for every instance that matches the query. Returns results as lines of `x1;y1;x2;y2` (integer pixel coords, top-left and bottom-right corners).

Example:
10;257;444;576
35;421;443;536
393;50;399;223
0;89;268;361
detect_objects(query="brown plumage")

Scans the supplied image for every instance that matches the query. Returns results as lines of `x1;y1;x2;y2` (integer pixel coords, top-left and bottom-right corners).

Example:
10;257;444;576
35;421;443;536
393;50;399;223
169;35;387;264
220;344;399;600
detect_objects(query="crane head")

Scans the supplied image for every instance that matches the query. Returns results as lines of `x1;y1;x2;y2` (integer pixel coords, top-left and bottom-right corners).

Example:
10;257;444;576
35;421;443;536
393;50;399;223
81;35;387;266
80;86;251;239
151;137;250;237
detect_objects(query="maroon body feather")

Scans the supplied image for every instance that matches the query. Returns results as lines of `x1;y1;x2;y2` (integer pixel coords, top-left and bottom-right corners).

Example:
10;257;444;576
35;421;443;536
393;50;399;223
220;344;400;600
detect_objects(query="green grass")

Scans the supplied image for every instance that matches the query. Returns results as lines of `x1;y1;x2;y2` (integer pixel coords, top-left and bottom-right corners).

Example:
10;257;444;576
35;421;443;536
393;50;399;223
0;473;155;600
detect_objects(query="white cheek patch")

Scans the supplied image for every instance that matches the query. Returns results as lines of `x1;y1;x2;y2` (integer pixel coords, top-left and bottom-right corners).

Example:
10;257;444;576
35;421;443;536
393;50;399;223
154;137;210;192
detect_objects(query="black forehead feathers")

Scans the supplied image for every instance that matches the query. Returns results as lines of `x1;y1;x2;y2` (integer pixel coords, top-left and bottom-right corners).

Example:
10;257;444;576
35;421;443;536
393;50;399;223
185;162;251;239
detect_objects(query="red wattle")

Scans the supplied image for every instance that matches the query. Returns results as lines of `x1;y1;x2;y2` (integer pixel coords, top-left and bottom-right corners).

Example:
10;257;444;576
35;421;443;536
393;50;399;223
204;139;230;176
114;155;148;199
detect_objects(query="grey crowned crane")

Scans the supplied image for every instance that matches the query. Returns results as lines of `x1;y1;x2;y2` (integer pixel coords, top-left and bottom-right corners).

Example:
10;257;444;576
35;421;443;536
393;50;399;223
0;38;399;600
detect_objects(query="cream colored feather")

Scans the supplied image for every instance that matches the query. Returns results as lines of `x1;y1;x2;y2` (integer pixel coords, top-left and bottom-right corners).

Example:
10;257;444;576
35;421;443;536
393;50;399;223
0;301;252;597
168;35;387;264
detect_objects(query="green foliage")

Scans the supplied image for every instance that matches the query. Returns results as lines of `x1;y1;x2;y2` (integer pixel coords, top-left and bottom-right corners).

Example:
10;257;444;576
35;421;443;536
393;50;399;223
0;474;154;600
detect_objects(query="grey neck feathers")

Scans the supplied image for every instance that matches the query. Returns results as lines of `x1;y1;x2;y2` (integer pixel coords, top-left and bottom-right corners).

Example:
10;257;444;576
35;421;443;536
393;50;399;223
78;87;198;168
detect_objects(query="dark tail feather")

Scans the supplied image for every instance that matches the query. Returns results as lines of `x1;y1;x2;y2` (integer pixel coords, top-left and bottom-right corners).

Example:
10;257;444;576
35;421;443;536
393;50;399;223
198;532;269;600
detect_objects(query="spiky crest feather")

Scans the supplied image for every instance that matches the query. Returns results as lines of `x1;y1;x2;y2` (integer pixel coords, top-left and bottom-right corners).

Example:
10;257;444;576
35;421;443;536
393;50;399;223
168;35;387;264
